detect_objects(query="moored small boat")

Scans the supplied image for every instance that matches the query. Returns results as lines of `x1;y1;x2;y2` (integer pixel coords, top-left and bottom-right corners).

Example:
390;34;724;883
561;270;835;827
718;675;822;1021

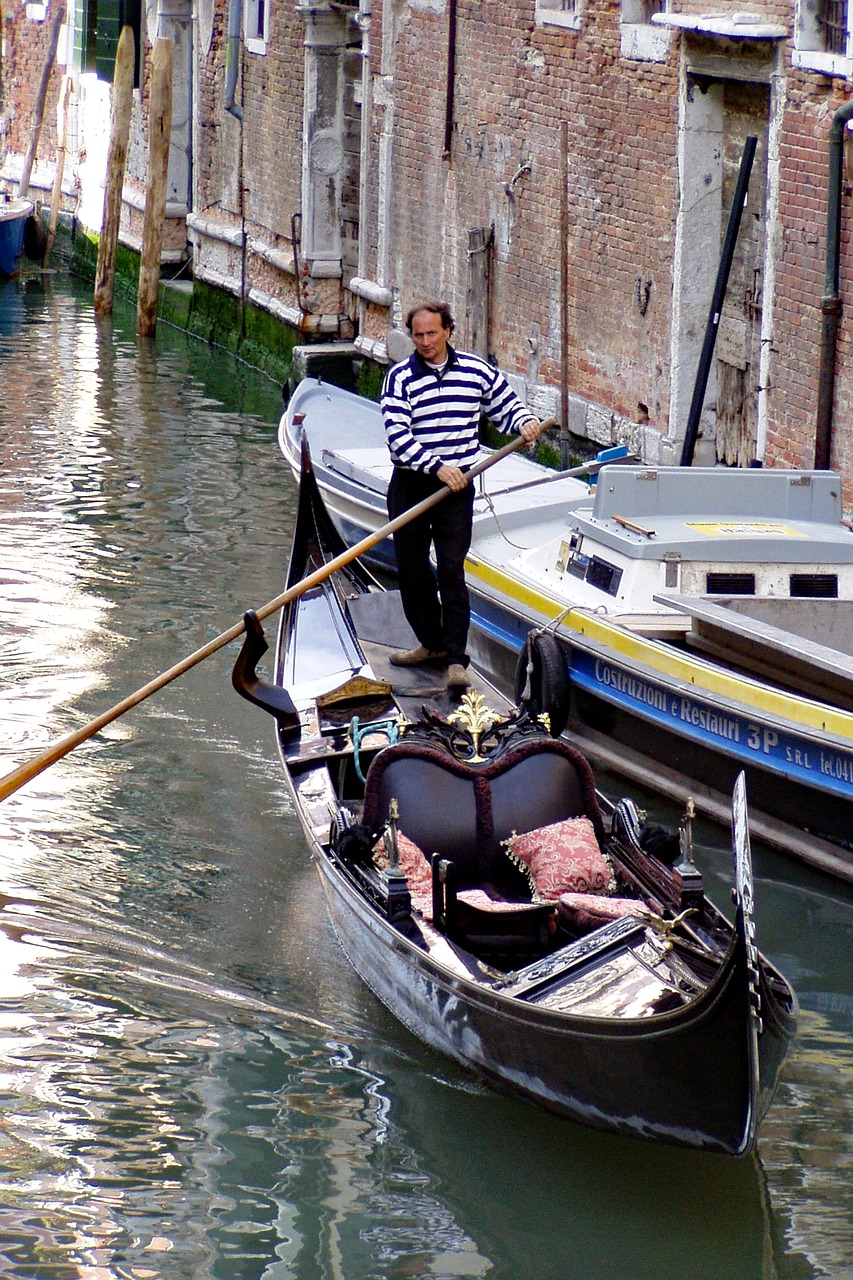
278;376;853;881
232;445;797;1155
0;197;35;277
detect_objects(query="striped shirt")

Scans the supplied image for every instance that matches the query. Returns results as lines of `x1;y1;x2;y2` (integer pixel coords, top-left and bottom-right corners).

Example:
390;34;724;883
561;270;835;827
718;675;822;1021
381;346;532;474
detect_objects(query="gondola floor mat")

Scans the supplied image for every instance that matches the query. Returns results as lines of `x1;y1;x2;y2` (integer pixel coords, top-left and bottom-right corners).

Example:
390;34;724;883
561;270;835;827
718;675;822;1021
348;591;419;650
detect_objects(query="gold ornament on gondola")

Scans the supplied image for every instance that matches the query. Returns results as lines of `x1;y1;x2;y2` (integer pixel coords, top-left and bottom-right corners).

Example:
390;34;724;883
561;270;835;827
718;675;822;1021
447;691;505;763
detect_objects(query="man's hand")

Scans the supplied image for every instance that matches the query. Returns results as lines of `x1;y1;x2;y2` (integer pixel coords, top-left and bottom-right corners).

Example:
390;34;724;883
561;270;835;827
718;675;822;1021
520;418;544;443
436;463;469;492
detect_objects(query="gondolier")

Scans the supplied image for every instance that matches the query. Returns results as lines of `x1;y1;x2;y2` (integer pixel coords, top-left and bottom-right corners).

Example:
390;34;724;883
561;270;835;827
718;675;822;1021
381;300;543;688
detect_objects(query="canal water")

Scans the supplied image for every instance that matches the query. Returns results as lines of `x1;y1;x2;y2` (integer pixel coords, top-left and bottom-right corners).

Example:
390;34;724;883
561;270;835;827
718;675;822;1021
1;274;853;1280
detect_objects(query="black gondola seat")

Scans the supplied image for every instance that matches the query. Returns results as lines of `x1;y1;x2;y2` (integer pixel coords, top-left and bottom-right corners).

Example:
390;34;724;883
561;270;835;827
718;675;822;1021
362;736;606;952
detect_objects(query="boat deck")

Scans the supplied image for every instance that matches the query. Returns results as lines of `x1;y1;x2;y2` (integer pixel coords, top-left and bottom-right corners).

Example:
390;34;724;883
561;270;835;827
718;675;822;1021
347;587;511;721
663;594;853;712
282;376;593;525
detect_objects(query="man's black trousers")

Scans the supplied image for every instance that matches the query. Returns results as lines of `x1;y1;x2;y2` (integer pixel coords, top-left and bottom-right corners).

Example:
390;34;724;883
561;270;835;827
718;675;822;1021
387;467;474;668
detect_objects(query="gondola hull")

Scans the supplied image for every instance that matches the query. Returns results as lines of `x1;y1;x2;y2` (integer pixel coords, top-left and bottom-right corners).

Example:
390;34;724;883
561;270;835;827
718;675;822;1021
313;850;787;1152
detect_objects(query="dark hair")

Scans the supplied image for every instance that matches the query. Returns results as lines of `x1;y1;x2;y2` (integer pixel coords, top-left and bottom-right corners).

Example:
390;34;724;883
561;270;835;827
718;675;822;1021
405;300;455;334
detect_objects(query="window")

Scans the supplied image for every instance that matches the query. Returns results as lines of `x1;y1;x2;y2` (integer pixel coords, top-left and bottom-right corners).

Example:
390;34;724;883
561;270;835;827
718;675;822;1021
72;0;142;85
825;0;849;50
622;0;664;22
245;0;269;54
535;0;581;32
620;0;671;62
794;0;851;73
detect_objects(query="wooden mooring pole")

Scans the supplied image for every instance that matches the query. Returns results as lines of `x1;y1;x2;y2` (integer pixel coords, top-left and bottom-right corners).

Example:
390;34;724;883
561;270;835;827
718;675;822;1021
94;26;135;313
137;37;173;338
17;3;65;200
43;74;72;270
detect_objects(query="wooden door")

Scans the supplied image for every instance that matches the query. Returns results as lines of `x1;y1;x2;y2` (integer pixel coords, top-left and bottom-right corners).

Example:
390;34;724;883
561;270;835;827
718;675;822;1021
715;81;769;467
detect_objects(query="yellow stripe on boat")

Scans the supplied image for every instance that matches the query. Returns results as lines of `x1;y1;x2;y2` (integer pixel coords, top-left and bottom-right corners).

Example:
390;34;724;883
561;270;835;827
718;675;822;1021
465;553;853;742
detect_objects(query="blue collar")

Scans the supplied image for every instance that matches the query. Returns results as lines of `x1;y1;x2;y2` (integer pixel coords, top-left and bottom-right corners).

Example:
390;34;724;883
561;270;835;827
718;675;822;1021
411;344;458;377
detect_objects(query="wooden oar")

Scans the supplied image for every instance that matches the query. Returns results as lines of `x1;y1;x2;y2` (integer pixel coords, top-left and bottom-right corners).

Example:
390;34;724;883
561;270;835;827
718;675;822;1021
0;425;549;803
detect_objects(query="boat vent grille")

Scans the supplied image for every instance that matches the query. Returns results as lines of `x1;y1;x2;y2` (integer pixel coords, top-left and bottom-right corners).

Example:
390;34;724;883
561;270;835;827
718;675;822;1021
789;573;838;598
706;573;755;595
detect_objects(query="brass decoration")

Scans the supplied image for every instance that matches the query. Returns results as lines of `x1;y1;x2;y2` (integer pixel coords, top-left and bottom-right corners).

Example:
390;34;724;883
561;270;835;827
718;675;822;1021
317;674;393;709
447;691;504;762
383;796;402;872
396;692;550;765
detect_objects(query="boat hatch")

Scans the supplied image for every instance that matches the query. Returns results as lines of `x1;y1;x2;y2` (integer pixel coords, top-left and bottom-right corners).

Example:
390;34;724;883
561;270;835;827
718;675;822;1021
591;466;843;523
576;466;853;564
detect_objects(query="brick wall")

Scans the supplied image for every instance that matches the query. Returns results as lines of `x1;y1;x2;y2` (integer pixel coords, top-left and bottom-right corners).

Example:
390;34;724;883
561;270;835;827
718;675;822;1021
771;93;828;468
1;5;61;182
4;0;853;492
364;0;853;488
371;0;680;441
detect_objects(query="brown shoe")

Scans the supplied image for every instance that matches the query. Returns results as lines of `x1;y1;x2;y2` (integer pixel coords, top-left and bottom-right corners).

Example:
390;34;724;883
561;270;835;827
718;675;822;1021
446;662;472;688
389;644;447;667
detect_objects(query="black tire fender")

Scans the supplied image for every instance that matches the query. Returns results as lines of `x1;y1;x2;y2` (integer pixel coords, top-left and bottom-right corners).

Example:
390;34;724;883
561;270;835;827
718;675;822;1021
514;630;571;737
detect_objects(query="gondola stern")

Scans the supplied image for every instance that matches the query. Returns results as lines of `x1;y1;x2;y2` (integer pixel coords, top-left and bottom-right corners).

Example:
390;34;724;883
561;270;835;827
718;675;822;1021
730;771;797;1153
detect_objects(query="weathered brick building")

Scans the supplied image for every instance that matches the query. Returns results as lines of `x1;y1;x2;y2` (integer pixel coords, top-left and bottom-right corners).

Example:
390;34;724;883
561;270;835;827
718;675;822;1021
3;0;853;493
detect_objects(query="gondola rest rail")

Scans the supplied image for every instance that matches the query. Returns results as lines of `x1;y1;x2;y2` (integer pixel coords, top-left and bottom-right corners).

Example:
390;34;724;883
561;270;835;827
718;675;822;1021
349;714;400;782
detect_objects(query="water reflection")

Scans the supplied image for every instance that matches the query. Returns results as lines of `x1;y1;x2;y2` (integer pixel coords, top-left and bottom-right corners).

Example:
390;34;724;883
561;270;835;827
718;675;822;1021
0;901;489;1279
1;275;853;1278
0;895;785;1280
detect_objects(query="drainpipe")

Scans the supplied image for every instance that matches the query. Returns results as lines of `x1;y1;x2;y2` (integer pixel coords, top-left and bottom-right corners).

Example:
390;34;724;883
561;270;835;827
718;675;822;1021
355;0;372;334
224;0;244;121
224;0;246;312
356;0;373;277
815;97;853;469
443;0;457;158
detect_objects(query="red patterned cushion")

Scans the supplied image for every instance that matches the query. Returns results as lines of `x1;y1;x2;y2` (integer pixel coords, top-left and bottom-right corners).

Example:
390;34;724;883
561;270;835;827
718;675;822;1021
504;817;614;900
457;888;543;914
374;831;434;918
558;892;648;932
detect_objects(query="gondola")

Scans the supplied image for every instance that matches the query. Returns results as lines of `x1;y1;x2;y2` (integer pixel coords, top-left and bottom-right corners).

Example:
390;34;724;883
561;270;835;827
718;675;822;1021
232;445;797;1155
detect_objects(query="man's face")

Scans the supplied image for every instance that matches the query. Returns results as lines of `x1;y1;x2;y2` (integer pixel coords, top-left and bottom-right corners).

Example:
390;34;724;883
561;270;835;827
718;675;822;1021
411;310;451;365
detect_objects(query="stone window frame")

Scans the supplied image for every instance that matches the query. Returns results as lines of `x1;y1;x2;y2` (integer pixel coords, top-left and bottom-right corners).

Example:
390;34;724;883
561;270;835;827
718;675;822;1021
535;0;583;34
245;0;269;55
620;0;671;62
793;0;851;74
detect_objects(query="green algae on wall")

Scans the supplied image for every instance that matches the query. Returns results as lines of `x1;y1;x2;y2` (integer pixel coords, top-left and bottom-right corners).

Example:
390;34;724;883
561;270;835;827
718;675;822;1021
48;217;383;395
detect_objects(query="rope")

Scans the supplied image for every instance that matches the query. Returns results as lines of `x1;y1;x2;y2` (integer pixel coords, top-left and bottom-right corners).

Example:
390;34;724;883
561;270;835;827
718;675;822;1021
475;479;530;551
